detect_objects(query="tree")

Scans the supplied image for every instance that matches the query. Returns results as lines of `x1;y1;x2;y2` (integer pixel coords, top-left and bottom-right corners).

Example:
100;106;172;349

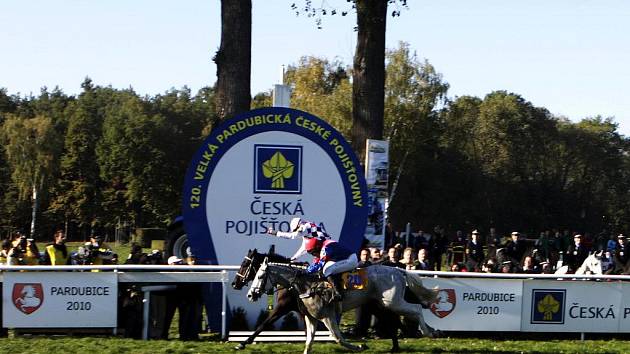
48;80;105;234
214;0;252;123
381;43;449;224
351;0;389;160
0;89;20;230
285;56;352;136
149;87;214;218
295;1;409;159
1;114;62;237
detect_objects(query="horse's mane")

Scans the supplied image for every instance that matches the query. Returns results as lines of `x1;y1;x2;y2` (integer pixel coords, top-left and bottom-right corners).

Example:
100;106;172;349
267;261;308;271
257;251;291;264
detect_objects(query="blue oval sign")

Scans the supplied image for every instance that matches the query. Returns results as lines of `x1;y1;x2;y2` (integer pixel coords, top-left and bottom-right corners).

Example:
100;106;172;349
182;107;368;264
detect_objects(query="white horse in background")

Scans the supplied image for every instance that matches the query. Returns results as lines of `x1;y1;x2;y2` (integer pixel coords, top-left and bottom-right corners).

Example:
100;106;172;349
555;251;606;275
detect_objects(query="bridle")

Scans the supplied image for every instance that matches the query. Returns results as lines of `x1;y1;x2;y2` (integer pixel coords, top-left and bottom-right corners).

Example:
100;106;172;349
251;261;304;298
235;255;255;285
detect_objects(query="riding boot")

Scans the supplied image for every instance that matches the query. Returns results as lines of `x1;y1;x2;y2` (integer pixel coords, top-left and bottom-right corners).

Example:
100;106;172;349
327;275;343;302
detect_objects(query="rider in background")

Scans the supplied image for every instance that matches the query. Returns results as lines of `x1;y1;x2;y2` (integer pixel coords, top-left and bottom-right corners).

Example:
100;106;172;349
609;234;630;274
266;217;330;261
304;237;358;302
565;234;589;273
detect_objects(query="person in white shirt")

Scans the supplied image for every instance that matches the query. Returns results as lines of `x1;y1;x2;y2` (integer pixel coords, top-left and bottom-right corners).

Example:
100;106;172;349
266;217;330;260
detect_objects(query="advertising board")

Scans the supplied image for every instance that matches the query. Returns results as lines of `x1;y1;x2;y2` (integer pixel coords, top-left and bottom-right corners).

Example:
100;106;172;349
2;272;117;328
364;139;389;248
422;278;523;331
521;280;622;332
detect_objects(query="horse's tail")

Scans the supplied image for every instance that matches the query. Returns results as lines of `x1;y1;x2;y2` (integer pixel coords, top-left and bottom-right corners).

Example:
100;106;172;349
405;272;438;304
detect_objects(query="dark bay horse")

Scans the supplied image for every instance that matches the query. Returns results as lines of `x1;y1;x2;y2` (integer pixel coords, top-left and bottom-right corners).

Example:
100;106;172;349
231;248;403;352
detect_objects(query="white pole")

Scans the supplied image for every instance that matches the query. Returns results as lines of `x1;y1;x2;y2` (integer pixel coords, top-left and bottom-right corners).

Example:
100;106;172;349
221;270;228;340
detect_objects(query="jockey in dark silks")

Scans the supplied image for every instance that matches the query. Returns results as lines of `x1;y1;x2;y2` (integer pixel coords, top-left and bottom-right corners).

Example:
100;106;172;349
267;217;330;261
304;237;359;302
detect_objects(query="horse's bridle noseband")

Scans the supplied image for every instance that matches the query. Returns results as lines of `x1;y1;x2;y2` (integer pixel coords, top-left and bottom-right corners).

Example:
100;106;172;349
235;255;254;283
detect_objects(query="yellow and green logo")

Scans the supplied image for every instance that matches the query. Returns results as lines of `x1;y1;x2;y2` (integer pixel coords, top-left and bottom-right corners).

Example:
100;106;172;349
531;289;565;324
262;151;295;189
254;145;302;194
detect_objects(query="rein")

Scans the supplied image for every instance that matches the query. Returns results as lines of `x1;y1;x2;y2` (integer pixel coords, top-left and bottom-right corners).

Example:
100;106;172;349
267;262;306;293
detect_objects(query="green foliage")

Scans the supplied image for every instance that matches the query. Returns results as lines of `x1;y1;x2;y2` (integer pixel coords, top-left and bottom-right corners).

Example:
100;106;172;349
48;82;104;229
0;112;63;236
285;56;352;137
0;82;213;237
1;114;62;200
251;91;272;109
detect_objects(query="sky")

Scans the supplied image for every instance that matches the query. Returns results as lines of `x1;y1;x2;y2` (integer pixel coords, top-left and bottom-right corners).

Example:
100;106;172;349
1;0;629;134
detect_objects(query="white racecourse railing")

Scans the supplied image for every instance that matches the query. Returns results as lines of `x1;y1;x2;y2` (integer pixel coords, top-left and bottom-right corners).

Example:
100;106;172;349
408;269;630;280
2;265;630;339
0;265;238;339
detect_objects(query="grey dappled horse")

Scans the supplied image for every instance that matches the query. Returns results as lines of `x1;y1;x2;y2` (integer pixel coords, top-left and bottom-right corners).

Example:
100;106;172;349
232;249;404;352
249;259;438;354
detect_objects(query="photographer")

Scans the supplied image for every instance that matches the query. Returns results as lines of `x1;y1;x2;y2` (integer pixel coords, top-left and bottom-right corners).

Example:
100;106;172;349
0;239;11;265
124;243;144;264
74;234;114;266
7;233;38;265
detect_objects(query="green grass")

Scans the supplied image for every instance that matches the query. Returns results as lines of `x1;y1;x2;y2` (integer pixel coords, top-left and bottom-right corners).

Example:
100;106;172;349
26;246;622;352
0;336;625;353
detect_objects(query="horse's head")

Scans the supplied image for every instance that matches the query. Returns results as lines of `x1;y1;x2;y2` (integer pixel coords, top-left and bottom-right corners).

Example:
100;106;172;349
247;257;272;302
586;251;604;275
232;249;260;290
233;246;291;290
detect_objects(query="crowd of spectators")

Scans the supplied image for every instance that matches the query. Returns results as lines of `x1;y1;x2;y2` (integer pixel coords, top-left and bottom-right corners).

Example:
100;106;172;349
362;226;630;275
0;230;119;266
0;229;194;267
0;229;202;340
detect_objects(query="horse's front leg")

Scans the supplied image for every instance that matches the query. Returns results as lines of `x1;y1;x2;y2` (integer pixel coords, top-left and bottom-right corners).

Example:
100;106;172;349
303;316;317;354
321;316;365;352
234;302;287;350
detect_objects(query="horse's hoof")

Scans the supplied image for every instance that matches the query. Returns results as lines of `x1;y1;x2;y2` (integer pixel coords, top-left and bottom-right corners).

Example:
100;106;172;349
358;344;369;351
389;346;400;353
431;330;443;338
234;344;245;350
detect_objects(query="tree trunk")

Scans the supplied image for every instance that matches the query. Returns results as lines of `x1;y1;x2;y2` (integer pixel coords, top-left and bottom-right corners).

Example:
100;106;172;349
214;0;252;122
351;0;387;161
30;184;39;238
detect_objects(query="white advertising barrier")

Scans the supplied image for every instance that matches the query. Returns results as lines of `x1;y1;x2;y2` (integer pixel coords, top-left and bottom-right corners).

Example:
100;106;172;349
421;278;523;331
521;280;622;332
2;272;117;328
619;283;630;331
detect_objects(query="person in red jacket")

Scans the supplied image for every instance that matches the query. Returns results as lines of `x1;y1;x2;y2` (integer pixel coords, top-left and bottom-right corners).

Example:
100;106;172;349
304;237;358;301
267;217;330;261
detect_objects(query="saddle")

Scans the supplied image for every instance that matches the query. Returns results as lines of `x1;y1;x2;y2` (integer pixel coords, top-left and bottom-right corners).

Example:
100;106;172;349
340;268;369;290
299;269;369;301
